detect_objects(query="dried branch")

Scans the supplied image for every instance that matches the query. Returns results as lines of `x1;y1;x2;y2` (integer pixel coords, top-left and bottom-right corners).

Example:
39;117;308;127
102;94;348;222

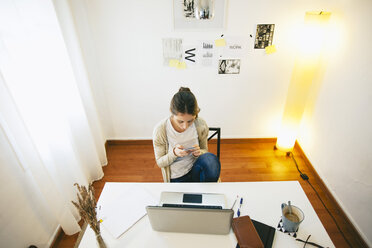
71;183;100;235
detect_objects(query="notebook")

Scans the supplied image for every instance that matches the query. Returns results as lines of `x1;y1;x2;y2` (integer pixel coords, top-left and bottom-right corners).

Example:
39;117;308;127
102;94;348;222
234;217;275;248
251;219;276;248
232;216;264;248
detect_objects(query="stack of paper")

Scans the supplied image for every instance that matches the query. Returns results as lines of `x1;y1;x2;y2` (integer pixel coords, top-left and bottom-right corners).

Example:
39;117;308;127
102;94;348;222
98;186;157;238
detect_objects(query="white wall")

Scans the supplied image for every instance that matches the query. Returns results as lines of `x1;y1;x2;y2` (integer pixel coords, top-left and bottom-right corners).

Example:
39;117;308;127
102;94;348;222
70;0;312;139
297;0;372;246
69;0;372;245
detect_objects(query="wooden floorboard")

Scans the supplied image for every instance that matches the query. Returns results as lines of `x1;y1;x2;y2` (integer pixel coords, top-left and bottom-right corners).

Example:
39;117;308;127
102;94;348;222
52;139;367;248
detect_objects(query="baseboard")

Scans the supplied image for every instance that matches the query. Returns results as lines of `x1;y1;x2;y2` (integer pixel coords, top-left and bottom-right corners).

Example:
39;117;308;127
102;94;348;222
106;138;277;145
106;135;278;140
294;141;369;248
107;139;153;145
48;225;62;248
211;138;277;144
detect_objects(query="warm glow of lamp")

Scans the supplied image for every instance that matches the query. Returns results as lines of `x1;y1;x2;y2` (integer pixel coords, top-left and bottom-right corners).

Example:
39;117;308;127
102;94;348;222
276;11;331;153
276;124;298;152
298;12;332;59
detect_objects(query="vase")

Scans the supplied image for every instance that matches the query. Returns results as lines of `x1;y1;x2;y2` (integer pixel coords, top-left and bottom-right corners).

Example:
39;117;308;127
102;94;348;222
96;233;107;248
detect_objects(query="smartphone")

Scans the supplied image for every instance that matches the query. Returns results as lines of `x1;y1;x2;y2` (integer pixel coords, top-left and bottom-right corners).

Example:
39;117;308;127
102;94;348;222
183;147;195;151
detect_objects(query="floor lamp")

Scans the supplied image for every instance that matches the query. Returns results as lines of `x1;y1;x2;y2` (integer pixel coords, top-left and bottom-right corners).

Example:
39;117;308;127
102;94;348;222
275;11;331;155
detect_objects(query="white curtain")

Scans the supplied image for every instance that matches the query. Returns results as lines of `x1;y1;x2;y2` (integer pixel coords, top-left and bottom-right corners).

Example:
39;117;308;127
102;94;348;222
0;0;107;245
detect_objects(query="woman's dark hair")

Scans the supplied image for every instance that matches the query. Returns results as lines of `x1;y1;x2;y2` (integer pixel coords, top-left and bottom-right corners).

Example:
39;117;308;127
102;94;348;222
170;87;200;117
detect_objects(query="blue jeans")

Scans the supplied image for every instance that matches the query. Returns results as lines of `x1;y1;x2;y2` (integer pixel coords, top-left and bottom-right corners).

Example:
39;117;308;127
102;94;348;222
170;153;221;182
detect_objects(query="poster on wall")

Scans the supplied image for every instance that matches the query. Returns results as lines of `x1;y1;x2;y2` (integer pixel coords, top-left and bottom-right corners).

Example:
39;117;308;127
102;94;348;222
218;37;249;58
254;24;275;49
162;37;246;73
218;59;240;74
183;43;197;65
173;0;226;30
182;41;217;67
199;40;215;67
162;38;183;65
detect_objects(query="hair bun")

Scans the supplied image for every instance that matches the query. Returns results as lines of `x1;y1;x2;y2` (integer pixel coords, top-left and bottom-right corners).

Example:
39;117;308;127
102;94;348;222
179;87;191;92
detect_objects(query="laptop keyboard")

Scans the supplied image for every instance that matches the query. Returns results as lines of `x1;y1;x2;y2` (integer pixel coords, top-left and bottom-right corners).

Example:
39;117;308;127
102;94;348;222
162;203;223;209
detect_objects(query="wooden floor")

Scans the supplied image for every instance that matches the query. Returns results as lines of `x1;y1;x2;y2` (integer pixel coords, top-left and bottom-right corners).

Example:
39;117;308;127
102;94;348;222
53;139;367;248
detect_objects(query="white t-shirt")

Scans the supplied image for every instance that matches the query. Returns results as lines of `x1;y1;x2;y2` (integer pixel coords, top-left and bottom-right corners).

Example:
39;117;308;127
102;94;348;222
166;118;199;179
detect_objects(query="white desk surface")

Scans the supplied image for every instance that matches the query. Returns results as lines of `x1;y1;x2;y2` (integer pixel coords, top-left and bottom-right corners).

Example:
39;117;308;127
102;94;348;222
78;181;334;248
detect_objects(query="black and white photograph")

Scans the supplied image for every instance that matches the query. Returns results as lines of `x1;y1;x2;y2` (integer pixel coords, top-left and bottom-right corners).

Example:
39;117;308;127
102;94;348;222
174;0;225;30
218;59;241;74
183;0;196;18
183;0;214;19
254;24;275;49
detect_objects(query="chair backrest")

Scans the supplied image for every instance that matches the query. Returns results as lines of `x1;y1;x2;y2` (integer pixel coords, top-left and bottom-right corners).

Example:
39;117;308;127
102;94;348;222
208;127;221;160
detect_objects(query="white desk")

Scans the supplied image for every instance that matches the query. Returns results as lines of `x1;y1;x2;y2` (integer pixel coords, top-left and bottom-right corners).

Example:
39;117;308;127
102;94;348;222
78;181;334;248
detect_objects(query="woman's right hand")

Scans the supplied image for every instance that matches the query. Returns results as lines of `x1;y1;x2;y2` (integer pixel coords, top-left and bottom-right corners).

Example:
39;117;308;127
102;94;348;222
173;144;189;157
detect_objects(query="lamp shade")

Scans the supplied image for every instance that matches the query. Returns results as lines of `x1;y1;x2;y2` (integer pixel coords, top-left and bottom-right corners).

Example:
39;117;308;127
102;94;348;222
276;11;331;152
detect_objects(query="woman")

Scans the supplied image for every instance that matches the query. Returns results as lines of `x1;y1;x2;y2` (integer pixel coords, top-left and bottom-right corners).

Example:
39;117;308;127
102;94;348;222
153;87;220;182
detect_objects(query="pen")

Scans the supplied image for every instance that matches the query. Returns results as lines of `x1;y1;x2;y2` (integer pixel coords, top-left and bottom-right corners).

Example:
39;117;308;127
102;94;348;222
237;197;243;217
231;195;239;209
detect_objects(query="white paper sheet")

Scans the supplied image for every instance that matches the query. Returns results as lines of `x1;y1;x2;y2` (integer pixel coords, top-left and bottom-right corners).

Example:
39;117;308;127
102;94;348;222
98;186;157;239
199;40;215;67
220;37;248;58
163;38;183;65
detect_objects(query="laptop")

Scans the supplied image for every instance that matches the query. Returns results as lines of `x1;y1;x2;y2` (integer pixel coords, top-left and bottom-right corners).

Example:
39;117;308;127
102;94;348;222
160;191;227;209
146;192;233;234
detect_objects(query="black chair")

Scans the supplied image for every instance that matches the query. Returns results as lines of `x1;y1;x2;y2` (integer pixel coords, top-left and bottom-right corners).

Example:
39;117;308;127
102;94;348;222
208;127;221;160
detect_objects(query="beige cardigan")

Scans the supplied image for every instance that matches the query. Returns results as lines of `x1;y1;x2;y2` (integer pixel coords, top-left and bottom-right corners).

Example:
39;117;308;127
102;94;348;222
152;117;209;182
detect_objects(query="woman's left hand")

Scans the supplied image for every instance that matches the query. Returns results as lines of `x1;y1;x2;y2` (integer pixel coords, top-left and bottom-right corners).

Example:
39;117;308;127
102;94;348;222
191;145;201;157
